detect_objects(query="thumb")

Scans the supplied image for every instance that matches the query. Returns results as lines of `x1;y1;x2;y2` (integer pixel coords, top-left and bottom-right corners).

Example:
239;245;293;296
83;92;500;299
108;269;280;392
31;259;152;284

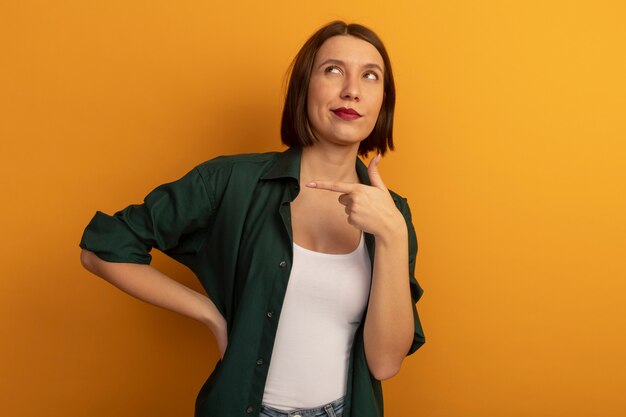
368;153;386;189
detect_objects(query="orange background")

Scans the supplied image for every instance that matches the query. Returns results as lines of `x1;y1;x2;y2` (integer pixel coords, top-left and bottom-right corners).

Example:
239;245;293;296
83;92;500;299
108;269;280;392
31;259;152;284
1;1;625;416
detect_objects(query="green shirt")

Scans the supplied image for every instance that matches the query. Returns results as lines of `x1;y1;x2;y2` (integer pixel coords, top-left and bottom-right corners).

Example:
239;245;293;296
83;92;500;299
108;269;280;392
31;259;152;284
79;146;425;417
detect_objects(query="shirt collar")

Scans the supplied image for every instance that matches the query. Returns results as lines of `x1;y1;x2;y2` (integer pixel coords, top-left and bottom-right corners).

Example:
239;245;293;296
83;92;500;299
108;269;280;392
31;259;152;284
261;146;372;186
260;146;302;181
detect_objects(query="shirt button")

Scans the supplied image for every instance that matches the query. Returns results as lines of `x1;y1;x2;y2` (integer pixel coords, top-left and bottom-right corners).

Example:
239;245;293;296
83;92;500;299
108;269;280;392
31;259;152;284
279;260;287;268
266;311;274;318
256;358;264;365
245;406;254;413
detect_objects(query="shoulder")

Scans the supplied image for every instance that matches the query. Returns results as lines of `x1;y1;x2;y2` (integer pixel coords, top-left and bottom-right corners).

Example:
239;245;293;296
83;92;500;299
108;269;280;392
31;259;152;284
387;187;419;256
194;152;280;176
189;151;284;203
387;187;412;219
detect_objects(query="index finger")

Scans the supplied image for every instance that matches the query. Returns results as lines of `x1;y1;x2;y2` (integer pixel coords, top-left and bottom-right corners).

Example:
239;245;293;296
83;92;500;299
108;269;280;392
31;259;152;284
306;181;357;194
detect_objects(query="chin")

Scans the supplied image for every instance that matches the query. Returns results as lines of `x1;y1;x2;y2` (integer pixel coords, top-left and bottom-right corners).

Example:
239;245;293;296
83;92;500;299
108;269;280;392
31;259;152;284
311;127;371;148
328;138;367;149
328;131;371;146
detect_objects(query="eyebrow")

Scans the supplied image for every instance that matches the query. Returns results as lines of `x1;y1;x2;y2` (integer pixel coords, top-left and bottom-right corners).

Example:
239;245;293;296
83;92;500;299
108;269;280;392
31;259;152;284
317;58;384;74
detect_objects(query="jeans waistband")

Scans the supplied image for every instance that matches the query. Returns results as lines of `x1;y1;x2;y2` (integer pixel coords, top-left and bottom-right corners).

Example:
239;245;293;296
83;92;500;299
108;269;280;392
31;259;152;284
260;396;345;417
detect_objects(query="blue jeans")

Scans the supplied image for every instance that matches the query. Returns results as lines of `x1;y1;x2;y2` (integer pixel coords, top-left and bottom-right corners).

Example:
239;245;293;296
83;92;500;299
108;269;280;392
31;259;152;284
259;396;345;417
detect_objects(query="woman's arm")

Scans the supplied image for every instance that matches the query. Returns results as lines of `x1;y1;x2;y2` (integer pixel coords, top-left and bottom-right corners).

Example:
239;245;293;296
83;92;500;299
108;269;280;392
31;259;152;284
306;154;416;380
363;226;414;380
80;249;228;358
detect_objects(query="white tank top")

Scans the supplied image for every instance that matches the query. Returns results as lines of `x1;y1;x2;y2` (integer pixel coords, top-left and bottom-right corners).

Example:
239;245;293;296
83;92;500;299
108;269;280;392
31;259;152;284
261;232;372;410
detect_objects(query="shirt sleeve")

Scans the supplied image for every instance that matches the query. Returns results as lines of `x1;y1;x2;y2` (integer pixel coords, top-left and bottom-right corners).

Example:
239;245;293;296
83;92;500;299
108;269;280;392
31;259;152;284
399;197;426;356
79;166;214;268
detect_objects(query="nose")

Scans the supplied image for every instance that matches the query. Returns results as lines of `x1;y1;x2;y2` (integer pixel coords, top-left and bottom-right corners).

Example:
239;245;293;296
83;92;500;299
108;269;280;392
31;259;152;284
341;73;361;102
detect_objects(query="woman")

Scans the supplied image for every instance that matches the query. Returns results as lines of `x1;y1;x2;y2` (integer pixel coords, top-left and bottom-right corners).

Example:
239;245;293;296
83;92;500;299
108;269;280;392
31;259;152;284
79;21;425;417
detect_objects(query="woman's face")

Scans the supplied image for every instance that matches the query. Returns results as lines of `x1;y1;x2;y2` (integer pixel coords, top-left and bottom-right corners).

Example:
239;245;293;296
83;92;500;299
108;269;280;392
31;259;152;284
307;35;385;150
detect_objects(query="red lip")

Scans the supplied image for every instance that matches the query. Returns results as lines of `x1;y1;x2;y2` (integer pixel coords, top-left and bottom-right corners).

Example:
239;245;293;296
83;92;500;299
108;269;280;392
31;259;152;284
331;107;362;120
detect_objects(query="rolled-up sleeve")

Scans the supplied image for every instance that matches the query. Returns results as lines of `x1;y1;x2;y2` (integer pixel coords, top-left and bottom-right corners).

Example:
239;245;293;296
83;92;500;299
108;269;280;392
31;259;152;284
400;198;426;356
79;166;214;266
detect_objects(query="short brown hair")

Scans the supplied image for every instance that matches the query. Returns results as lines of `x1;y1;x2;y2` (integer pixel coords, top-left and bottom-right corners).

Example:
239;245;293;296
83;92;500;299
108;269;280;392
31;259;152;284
281;21;396;157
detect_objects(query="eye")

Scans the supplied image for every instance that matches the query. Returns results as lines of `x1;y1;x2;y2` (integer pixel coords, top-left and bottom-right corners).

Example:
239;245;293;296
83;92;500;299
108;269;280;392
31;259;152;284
364;71;379;80
324;65;342;75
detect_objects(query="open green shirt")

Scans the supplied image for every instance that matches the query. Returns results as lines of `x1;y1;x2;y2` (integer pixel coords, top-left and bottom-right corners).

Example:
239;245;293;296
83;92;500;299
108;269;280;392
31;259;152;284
79;146;425;417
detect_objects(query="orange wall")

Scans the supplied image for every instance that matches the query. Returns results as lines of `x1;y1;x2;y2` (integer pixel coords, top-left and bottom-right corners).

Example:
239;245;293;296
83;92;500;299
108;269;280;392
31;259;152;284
1;1;625;416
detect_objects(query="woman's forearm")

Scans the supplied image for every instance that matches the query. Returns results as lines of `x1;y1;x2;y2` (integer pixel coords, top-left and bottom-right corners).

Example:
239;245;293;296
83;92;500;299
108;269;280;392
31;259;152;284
363;225;414;381
79;249;226;338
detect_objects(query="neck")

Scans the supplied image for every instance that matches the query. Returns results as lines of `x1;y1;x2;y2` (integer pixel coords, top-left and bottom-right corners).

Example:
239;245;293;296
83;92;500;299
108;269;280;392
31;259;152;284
300;143;360;184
